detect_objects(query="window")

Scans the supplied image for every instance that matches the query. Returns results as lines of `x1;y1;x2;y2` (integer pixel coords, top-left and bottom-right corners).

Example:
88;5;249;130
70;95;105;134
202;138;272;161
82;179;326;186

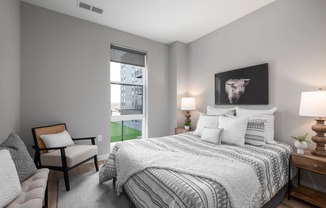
110;45;146;143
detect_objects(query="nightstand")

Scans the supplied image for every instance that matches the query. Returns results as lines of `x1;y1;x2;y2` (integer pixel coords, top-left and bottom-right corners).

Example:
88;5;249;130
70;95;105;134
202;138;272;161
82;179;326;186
288;150;326;207
175;127;191;134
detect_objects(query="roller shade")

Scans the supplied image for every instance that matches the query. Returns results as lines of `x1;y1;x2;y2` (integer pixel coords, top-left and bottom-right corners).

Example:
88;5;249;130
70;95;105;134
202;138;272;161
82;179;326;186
110;45;146;67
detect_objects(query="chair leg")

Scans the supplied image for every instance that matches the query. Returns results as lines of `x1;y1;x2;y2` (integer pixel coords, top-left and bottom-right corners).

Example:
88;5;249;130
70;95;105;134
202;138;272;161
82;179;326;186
34;151;40;168
60;148;70;191
63;170;70;191
94;155;99;172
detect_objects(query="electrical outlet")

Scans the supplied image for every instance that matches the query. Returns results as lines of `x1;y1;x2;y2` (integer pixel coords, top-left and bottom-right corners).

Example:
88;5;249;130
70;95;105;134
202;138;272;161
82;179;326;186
97;135;102;142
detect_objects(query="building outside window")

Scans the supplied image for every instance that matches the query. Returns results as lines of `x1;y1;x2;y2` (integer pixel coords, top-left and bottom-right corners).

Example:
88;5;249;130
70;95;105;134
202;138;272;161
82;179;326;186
110;45;146;143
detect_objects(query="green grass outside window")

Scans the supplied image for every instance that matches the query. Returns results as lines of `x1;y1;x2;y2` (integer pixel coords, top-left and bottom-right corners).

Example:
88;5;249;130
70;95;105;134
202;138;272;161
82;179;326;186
110;122;141;142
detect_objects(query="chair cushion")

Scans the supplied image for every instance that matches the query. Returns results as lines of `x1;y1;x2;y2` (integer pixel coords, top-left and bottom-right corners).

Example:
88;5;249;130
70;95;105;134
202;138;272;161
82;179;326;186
6;168;49;208
40;145;98;167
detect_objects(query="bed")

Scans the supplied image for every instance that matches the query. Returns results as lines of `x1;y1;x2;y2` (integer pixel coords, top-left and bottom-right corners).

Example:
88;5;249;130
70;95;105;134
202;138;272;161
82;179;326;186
99;132;293;208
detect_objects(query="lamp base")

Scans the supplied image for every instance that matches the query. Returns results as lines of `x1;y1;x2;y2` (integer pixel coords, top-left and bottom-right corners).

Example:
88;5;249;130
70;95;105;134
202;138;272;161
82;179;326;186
311;119;326;157
184;111;191;124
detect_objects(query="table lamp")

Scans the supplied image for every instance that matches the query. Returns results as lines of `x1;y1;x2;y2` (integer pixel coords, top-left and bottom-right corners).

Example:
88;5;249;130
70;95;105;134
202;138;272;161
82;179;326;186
299;90;326;156
181;97;196;129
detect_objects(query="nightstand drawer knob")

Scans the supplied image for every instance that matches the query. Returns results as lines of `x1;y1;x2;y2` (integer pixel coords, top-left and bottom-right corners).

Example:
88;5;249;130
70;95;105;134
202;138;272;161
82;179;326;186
313;164;318;168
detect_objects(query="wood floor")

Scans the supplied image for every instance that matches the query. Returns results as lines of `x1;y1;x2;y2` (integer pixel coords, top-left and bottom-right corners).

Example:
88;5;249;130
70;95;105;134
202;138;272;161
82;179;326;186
48;161;317;208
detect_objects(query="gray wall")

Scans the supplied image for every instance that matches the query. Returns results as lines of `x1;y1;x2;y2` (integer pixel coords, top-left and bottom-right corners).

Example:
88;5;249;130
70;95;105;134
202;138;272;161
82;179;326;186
168;41;188;133
0;0;21;142
17;0;326;191
21;3;170;156
186;0;326;190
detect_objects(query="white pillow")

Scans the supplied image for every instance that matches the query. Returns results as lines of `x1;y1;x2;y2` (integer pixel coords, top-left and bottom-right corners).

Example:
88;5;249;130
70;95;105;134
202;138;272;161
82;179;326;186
40;130;74;150
0;149;22;207
245;117;267;146
236;107;277;144
194;113;219;136
219;116;249;146
201;128;223;144
235;107;277;117
207;105;235;116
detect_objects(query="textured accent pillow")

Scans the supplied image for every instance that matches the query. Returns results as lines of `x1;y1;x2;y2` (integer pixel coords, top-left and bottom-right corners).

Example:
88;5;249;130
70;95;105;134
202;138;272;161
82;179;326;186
40;130;74;150
0;133;37;182
219;116;249;146
194;113;220;136
0;150;22;207
245;118;267;146
207;105;236;116
201;128;223;144
236;107;277;144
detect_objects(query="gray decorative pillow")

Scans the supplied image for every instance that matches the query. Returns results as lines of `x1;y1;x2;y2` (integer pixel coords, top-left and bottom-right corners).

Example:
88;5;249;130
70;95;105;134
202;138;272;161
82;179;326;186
0;133;37;182
245;118;267;146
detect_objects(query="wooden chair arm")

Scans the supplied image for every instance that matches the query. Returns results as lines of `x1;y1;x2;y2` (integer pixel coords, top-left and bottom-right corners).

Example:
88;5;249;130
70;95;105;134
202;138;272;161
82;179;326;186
32;145;68;169
72;137;96;141
72;137;96;145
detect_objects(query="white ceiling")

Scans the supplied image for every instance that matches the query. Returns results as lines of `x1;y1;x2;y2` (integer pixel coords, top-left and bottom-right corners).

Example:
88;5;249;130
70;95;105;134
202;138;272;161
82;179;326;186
21;0;275;44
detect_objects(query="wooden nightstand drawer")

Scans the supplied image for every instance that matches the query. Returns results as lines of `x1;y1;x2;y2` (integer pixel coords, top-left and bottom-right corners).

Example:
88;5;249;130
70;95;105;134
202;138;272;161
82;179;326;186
292;153;326;175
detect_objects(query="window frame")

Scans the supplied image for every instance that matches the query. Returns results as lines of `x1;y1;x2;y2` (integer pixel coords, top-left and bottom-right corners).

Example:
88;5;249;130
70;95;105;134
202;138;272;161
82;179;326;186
109;45;147;141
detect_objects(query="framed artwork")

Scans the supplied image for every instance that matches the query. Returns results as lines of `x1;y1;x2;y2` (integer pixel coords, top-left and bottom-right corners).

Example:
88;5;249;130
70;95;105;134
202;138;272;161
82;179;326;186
215;63;268;105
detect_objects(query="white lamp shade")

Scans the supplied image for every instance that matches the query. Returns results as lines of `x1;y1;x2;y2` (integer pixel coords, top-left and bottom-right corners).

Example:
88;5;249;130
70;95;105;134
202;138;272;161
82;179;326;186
181;97;196;111
299;91;326;117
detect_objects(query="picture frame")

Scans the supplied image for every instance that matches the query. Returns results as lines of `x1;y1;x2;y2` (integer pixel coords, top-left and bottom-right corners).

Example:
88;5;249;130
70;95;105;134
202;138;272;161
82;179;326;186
215;63;268;105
